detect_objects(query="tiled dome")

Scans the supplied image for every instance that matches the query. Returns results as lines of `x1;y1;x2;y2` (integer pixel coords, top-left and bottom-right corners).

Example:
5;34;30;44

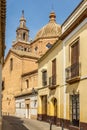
35;12;61;40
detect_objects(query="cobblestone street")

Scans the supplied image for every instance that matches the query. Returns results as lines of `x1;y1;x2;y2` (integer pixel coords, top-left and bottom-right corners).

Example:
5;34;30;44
2;116;68;130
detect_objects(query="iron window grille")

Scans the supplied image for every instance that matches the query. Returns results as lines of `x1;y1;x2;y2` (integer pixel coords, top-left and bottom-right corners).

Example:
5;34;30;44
70;94;79;127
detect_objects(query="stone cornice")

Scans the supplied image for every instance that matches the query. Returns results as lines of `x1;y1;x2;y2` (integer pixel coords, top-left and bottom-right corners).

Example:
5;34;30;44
60;9;87;40
21;69;38;77
62;0;87;33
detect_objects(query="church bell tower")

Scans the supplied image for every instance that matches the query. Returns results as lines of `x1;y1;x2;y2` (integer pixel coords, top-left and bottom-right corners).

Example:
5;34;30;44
16;10;29;42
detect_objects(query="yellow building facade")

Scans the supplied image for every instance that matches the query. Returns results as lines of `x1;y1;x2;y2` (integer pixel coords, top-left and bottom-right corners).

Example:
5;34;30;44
37;39;63;124
38;1;87;130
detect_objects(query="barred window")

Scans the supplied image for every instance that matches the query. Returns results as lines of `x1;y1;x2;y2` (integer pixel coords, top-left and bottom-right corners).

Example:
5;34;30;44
70;94;79;127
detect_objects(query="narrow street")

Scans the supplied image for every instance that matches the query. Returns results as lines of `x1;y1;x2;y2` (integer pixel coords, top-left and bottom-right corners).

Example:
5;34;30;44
2;116;28;130
2;116;68;130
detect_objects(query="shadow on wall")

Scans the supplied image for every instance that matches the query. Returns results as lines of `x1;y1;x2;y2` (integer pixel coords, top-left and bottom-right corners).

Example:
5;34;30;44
2;116;29;130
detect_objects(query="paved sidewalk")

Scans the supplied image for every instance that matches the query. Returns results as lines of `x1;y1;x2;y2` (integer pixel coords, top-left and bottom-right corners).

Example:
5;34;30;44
23;118;68;130
2;116;69;130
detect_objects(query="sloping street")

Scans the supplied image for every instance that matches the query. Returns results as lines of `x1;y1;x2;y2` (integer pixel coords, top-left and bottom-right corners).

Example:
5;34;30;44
2;116;68;130
2;116;28;130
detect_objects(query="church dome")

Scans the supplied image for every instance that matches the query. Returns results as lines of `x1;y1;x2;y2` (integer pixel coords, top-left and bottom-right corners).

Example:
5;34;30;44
35;12;61;40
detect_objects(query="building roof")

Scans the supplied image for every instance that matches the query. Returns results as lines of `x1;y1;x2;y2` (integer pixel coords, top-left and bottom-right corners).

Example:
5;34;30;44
21;69;38;77
61;0;87;39
3;48;39;66
37;39;62;63
34;11;61;40
15;88;38;98
10;48;39;59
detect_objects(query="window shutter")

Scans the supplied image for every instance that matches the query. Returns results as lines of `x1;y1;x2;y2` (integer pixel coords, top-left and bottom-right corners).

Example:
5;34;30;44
71;41;79;64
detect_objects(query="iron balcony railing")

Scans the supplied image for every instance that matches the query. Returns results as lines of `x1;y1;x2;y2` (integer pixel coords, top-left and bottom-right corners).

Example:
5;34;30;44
65;62;81;82
49;74;56;86
42;80;47;86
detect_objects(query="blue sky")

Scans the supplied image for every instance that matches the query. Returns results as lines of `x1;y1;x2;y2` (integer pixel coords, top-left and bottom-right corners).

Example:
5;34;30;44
6;0;82;55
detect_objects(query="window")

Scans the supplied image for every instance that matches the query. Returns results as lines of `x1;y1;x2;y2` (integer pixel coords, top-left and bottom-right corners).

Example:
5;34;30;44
35;46;38;51
26;79;29;88
69;38;79;64
19;102;21;108
10;58;13;71
70;39;79;78
24;48;27;51
2;80;5;90
46;43;52;49
71;40;79;65
70;94;79;127
42;70;47;86
23;32;26;40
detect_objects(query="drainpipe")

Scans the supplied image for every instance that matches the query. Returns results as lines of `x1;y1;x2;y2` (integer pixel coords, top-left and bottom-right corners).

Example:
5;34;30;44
63;40;66;119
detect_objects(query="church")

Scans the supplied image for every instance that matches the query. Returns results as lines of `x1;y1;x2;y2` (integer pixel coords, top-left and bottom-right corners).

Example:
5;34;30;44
2;1;87;130
2;10;61;119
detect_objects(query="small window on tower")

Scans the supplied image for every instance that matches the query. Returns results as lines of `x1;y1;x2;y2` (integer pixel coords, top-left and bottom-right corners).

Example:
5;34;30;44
35;46;38;51
24;48;27;51
26;79;29;88
23;33;26;40
46;43;52;49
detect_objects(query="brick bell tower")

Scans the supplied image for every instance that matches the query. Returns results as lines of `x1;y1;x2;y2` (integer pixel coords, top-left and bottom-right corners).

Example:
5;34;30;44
16;10;29;42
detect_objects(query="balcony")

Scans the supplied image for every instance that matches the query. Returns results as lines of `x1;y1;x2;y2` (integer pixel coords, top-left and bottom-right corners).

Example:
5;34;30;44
65;62;81;84
42;80;47;87
49;75;57;89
